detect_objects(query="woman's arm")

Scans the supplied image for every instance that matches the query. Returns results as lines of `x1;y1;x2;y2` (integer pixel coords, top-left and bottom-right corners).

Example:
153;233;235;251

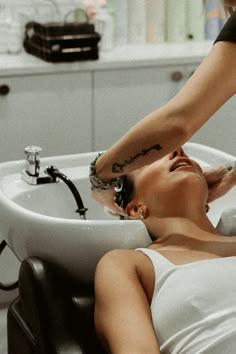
94;249;160;354
96;41;236;182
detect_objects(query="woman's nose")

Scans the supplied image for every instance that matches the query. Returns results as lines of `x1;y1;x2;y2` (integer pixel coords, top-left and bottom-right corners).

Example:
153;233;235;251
170;147;187;159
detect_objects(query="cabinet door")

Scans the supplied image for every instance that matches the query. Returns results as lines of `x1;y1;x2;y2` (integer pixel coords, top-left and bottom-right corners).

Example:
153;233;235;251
0;72;92;162
94;65;186;151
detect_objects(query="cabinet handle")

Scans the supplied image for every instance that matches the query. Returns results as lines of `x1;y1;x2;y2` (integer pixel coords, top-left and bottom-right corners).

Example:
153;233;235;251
171;71;183;82
0;84;10;96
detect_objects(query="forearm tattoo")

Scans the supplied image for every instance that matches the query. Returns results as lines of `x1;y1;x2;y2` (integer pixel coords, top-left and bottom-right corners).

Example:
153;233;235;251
112;144;162;173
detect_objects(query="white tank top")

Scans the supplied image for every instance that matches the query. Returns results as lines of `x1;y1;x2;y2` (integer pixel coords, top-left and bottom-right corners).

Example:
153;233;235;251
136;248;236;354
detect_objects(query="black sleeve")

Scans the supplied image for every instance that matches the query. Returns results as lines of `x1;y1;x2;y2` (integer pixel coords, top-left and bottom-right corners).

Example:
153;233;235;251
214;10;236;44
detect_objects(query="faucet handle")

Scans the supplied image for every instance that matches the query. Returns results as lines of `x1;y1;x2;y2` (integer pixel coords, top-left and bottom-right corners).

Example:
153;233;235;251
24;146;42;156
24;146;42;176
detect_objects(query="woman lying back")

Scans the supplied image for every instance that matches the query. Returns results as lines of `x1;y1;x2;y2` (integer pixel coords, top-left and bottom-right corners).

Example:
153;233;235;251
94;147;236;354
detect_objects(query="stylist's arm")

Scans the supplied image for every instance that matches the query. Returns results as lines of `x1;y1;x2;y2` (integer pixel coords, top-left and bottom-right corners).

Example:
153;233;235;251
96;41;236;178
91;9;236;210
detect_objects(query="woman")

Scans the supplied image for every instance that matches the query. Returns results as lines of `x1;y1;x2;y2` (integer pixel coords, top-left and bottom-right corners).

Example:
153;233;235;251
94;147;236;354
90;1;236;214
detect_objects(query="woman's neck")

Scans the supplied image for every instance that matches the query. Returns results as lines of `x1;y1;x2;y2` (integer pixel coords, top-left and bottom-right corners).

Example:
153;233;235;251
148;215;236;258
147;212;219;244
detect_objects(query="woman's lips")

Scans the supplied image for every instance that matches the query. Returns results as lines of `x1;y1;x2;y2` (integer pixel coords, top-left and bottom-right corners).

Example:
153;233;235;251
173;164;194;171
170;158;193;172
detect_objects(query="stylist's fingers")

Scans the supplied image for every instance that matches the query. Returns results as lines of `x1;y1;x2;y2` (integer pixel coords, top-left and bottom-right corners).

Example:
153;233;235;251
203;166;228;185
207;171;235;203
207;180;226;203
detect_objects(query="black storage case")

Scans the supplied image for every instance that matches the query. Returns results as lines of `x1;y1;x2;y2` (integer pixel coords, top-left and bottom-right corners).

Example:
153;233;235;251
24;21;101;62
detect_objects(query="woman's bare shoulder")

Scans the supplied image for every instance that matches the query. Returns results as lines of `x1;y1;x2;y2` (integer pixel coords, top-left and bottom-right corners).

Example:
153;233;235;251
95;249;146;300
96;248;146;271
95;248;154;282
95;249;155;303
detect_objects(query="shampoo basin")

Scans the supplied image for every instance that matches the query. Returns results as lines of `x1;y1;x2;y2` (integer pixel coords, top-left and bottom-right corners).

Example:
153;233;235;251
0;143;235;283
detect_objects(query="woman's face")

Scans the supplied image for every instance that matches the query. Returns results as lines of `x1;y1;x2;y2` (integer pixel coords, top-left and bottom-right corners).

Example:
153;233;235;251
129;148;208;217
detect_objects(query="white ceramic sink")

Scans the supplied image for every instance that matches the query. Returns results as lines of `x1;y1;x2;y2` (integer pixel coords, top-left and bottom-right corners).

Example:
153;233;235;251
0;143;235;283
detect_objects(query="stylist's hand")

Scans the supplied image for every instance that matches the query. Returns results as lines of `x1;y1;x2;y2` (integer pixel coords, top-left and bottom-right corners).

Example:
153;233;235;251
203;164;236;203
92;188;125;216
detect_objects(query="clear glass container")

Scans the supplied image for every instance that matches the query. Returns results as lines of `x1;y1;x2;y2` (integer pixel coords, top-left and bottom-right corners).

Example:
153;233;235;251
0;6;24;54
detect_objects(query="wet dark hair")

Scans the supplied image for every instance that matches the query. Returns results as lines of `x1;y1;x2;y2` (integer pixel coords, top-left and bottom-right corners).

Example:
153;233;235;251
114;175;155;241
114;175;135;210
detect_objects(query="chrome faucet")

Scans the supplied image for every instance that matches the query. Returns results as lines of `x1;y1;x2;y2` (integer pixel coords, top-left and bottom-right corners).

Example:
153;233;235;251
22;146;57;185
21;146;88;219
24;146;41;176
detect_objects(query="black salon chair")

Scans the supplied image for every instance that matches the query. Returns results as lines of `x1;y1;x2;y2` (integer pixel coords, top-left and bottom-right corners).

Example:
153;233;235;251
7;256;106;354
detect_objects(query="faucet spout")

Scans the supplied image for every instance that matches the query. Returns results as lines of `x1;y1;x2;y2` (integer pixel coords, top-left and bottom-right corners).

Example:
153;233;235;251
24;146;42;177
46;166;88;219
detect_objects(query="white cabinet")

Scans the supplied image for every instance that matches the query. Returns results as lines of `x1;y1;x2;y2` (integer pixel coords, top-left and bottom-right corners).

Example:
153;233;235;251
0;71;92;162
94;64;196;151
0;50;234;160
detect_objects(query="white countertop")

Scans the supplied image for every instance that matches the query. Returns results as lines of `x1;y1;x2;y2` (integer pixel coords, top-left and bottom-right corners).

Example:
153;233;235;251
0;41;213;77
